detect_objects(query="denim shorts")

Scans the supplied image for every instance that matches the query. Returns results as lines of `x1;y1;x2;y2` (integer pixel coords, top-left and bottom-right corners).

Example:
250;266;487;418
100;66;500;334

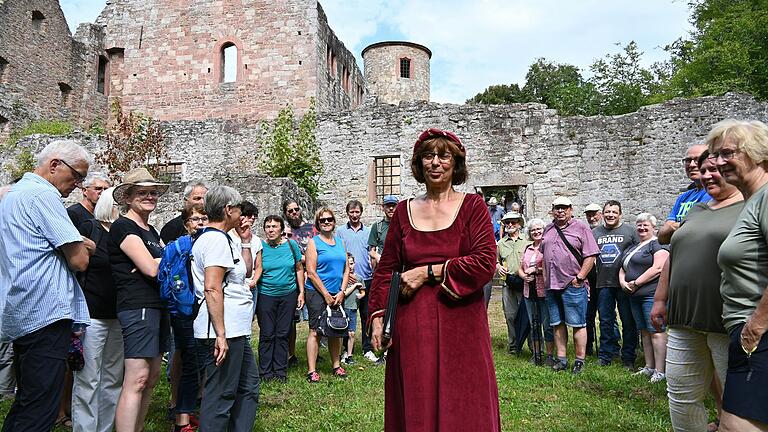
344;308;358;333
629;294;663;333
546;285;587;328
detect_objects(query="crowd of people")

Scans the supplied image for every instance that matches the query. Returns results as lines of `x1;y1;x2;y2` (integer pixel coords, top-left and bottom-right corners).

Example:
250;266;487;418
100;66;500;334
0;119;767;432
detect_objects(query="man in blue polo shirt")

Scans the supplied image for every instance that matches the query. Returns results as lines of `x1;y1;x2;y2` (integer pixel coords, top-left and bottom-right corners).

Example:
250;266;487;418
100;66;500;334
0;140;95;431
337;199;375;365
658;143;710;244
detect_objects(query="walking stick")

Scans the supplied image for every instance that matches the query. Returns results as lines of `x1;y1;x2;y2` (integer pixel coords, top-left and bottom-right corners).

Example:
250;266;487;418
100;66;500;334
528;280;542;365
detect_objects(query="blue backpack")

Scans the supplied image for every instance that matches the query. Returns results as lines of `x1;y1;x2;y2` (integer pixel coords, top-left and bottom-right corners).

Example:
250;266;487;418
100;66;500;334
158;227;233;319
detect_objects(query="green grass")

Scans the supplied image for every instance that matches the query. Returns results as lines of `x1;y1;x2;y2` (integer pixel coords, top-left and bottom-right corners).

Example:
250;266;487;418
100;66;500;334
0;291;704;431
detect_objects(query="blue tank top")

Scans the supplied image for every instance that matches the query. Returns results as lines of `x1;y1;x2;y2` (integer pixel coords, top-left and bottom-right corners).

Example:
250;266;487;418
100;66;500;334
305;235;346;294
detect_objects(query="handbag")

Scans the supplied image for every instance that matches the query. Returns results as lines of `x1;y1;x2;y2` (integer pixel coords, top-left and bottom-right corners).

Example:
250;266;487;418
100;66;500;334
317;305;349;338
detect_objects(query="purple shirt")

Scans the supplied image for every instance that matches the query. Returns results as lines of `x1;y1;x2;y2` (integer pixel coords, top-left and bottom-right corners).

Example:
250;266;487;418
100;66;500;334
541;219;599;291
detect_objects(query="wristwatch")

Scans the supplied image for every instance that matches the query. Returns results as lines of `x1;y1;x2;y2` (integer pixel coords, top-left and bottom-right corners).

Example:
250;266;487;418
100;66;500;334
575;275;585;283
427;264;437;284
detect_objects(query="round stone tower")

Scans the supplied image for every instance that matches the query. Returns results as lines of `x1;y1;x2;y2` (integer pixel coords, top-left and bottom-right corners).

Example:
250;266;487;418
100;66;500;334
362;41;431;105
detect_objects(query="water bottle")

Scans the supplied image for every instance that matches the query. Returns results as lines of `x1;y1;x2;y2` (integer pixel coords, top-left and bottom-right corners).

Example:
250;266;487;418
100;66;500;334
173;275;184;293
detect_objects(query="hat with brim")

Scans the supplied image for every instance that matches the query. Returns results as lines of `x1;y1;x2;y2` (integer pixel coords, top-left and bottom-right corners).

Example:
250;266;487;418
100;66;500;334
501;211;523;222
112;167;169;203
552;197;573;207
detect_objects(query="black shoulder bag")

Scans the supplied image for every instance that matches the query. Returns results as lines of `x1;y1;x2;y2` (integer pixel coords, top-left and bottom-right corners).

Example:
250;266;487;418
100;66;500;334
553;223;583;265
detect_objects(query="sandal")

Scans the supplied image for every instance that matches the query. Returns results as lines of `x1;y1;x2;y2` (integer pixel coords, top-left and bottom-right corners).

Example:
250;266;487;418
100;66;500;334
332;366;348;379
55;415;73;428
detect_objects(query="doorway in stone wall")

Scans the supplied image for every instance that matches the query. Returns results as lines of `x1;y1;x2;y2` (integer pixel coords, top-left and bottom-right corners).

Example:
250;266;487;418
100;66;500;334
477;185;527;219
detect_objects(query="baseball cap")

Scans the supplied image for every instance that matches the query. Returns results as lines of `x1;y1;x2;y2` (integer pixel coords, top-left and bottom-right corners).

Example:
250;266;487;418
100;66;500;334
552;197;573;207
584;203;601;212
383;195;399;205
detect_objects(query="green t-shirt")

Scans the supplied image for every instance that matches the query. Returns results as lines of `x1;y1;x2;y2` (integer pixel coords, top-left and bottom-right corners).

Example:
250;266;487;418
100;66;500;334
496;235;530;273
368;218;390;254
669;201;744;333
718;183;768;334
257;239;302;297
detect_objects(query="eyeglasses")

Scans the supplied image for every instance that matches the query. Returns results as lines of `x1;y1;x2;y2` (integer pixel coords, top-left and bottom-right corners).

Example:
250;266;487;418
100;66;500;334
186;216;208;223
681;157;697;165
709;148;740;162
421;152;453;163
57;159;86;184
281;232;293;238
318;217;335;224
553;206;571;212
87;186;108;191
134;189;161;198
503;220;520;225
286;207;300;214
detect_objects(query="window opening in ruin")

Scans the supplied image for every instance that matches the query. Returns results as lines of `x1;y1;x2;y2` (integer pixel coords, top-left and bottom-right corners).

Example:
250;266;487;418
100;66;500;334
58;82;72;106
0;57;8;83
153;162;184;182
31;10;45;30
97;55;108;94
477;185;526;218
331;53;337;77
221;43;237;83
374;156;401;203
400;58;411;79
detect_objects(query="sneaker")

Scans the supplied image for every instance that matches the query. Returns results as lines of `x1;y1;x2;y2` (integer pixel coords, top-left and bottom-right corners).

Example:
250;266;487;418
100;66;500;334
287;355;299;368
306;371;320;383
374;356;386;366
650;371;666;383
571;360;584;375
598;358;611;367
343;355;356;365
544;354;556;367
332;366;348;379
633;367;655;377
364;351;380;362
552;359;569;372
341;352;349;362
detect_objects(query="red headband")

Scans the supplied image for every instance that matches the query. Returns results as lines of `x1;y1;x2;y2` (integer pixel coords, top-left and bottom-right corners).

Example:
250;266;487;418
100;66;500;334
414;128;465;155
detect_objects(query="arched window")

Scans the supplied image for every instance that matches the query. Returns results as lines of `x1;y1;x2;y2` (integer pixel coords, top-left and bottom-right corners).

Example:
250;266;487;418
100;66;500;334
0;57;8;83
97;55;108;94
31;10;45;29
221;43;237;83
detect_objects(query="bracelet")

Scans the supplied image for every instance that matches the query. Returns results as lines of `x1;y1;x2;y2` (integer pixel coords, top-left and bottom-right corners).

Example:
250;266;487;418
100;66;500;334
427;264;436;284
241;243;251;248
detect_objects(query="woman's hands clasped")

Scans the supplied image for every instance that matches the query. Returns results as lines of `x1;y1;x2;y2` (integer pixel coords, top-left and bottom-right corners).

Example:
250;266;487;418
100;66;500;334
400;266;428;299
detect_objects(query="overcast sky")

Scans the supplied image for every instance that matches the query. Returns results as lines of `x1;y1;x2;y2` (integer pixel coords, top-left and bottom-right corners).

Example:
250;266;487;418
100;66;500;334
60;0;693;104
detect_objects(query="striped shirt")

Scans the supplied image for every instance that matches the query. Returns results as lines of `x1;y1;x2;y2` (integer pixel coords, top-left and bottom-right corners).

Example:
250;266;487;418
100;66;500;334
0;172;90;341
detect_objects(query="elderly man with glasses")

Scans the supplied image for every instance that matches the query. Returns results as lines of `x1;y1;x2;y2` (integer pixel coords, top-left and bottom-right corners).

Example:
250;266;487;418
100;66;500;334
496;211;530;355
67;172;111;229
0;140;96;431
658;143;711;244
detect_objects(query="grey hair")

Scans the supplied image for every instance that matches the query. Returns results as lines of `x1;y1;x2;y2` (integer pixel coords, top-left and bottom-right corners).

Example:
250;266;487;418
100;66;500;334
83;171;111;188
635;212;658;227
93;186;119;223
526;218;546;241
34;139;93;167
183;181;209;199
205;185;242;222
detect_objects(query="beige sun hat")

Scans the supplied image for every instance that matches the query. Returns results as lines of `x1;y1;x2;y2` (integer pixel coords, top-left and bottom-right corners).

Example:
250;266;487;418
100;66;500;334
112;167;169;203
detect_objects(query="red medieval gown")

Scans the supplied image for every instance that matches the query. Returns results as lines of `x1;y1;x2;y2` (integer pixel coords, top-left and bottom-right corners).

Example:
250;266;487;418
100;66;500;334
369;193;500;431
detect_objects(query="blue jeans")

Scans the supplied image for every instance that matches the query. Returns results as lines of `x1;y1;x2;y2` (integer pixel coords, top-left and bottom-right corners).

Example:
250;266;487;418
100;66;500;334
597;286;637;364
546;285;587;327
630;294;662;333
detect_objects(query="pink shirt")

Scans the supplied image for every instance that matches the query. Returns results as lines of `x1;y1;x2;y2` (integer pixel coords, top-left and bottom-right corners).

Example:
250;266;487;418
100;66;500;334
541;219;599;291
521;244;545;298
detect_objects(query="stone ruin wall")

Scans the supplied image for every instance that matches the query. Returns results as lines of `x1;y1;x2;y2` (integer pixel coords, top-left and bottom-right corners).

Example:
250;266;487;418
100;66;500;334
0;0;109;138
315;4;365;112
363;43;430;105
316;93;768;224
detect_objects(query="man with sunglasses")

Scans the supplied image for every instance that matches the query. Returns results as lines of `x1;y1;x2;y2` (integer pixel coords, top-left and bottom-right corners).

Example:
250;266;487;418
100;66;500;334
658;143;711;244
283;200;316;254
67;172;111;229
0;140;96;431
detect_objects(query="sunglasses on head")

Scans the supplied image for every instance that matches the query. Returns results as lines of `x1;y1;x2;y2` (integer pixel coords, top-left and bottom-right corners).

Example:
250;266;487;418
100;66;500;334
318;217;335;224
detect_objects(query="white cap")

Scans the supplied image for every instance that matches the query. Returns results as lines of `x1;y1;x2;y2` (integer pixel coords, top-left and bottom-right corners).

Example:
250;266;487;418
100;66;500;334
584;203;601;212
488;197;498;205
552;197;573;207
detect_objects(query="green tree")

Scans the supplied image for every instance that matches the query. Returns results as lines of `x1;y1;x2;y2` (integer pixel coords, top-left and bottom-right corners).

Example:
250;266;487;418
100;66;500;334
259;100;323;198
665;0;768;99
466;84;529;105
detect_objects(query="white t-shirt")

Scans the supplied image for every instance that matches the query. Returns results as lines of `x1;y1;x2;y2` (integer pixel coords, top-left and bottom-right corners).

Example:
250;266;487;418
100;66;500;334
191;229;253;339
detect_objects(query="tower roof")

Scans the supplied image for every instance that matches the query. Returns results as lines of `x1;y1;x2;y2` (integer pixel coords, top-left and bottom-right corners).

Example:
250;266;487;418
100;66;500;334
361;41;432;59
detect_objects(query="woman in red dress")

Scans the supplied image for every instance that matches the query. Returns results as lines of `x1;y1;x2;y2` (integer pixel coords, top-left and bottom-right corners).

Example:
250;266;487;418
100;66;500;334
369;128;500;431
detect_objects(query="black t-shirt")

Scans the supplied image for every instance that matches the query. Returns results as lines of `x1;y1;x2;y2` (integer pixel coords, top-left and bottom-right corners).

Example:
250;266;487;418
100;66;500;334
67;202;94;230
160;215;186;244
109;216;165;312
622;239;668;297
592;223;639;289
77;219;118;319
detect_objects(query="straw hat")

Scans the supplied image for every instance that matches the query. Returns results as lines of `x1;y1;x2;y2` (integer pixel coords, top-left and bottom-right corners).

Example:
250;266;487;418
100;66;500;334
112;167;169;203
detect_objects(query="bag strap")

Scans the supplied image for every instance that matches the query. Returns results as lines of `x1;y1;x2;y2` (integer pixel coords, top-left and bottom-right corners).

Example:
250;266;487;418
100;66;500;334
553;223;583;265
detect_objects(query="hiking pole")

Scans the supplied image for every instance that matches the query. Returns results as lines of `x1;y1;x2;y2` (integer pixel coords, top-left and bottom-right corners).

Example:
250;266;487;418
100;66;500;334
528;280;542;365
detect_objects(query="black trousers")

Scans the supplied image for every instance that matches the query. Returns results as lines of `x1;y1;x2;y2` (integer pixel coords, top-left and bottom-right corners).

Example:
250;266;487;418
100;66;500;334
586;269;598;355
357;280;373;353
3;319;72;432
256;291;298;379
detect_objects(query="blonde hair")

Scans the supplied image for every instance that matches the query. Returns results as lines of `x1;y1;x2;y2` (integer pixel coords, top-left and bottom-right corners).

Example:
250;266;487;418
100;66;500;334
706;119;768;164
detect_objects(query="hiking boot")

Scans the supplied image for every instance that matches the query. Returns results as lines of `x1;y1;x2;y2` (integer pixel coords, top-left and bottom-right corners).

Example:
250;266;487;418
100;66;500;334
650;371;666;383
598;358;611;367
572;360;585;375
633;366;655;377
544;354;556;367
332;366;348;379
552;359;569;372
306;371;320;383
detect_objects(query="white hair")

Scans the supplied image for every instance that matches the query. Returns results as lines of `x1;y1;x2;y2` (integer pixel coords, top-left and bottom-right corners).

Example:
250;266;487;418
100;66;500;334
83;172;111;187
635;213;658;227
526;218;546;241
34;139;93;168
183;181;209;199
93;186;119;223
